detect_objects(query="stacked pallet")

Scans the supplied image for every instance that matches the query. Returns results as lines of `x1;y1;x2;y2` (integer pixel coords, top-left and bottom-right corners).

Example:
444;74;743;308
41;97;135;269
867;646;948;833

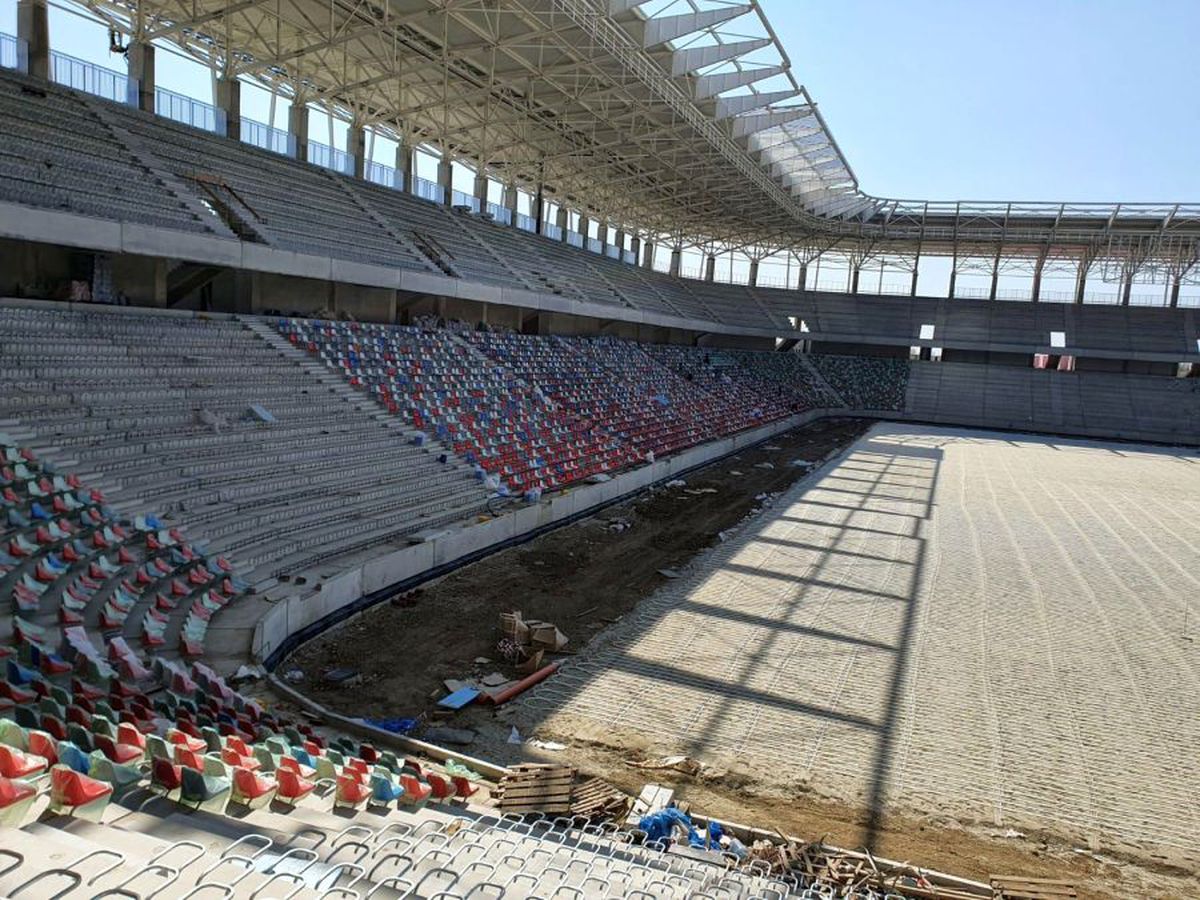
494;763;577;814
991;876;1078;899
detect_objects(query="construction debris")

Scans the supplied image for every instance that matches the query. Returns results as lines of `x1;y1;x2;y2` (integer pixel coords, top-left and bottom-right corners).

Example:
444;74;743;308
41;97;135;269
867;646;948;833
626;755;703;776
739;836;998;899
990;876;1078;899
569;777;631;819
494;763;577;814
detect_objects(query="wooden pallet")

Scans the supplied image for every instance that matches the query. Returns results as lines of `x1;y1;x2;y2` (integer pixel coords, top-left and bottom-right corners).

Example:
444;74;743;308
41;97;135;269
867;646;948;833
569;777;630;818
991;875;1077;899
495;763;577;814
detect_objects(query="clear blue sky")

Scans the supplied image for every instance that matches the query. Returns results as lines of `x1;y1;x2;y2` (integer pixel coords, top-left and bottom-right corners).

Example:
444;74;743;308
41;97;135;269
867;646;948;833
759;0;1200;202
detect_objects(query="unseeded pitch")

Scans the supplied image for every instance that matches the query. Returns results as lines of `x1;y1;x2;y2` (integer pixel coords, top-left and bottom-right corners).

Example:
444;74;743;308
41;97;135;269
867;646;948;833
519;422;1200;856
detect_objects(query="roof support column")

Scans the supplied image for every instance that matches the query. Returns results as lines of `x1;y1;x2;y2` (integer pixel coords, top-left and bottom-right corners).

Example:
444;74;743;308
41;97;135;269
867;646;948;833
214;76;241;140
615;229;626;259
630;235;641;265
555;206;568;242
126;41;154;112
395;140;414;192
798;262;808;291
642;239;656;270
473;170;489;212
704;254;716;282
17;0;49;80
1121;274;1133;306
947;268;957;300
349;123;366;179
850;265;861;295
749;258;760;287
1074;259;1087;304
437;155;453;206
534;182;545;235
503;183;519;227
287;101;309;163
989;251;1001;301
597;221;609;252
910;258;920;297
1031;250;1046;302
669;246;682;278
1169;275;1182;308
578;213;590;242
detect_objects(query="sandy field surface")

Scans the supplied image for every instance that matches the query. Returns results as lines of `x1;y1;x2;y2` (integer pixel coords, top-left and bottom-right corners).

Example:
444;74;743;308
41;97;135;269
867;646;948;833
513;423;1200;870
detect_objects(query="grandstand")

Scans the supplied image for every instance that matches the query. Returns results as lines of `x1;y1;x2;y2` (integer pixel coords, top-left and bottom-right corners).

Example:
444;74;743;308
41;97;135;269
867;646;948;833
1;0;1199;897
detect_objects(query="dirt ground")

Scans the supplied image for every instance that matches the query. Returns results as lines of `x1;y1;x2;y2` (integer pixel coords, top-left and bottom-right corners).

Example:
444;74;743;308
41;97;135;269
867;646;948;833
282;417;1197;900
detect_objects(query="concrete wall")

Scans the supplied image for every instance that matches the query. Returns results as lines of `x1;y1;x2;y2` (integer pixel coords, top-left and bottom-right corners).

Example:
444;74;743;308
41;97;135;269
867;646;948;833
252;406;844;668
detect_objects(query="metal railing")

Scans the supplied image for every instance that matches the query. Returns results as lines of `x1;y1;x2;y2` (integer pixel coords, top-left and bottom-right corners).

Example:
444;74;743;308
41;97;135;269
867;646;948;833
541;221;562;240
586;237;602;254
622;250;636;265
450;189;481;213
517;213;538;234
485;201;512;225
155;86;222;133
0;32;25;72
366;161;401;190
308;140;355;176
50;50;133;105
566;231;584;248
241;118;294;157
412;176;444;204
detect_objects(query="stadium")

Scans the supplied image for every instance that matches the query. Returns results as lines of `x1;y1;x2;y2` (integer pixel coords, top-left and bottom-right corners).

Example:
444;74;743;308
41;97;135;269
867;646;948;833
0;0;1197;896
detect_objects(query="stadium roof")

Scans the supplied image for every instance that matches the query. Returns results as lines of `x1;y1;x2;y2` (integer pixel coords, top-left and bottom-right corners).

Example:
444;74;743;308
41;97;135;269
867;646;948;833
92;0;1200;284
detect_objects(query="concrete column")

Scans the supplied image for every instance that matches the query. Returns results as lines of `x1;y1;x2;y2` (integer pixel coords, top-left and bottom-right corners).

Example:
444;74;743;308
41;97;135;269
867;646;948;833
473;171;489;211
1120;275;1133;306
288;103;310;162
534;183;545;235
504;183;519;227
669;246;682;278
349;124;366;179
615;229;626;258
126;42;155;112
437;156;453;205
947;268;957;299
1169;275;1182;308
1031;261;1044;303
578;214;590;242
630;236;641;265
850;266;861;294
1074;262;1087;304
555;206;568;242
910;267;919;297
989;267;1000;301
597;222;609;250
17;0;49;80
798;263;808;291
704;254;716;282
748;258;760;287
214;77;241;141
642;239;655;270
395;143;414;191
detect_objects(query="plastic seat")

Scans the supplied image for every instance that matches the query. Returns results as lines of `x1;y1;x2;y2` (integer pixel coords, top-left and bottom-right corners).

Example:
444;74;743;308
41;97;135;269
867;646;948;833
0;744;48;778
274;767;316;805
398;774;433;807
369;772;406;807
94;734;143;765
231;766;277;809
0;719;28;750
49;764;113;820
151;757;183;793
89;752;143;793
56;741;92;775
179;765;231;813
28;730;58;765
168;728;206;754
278;755;316;779
0;775;37;826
